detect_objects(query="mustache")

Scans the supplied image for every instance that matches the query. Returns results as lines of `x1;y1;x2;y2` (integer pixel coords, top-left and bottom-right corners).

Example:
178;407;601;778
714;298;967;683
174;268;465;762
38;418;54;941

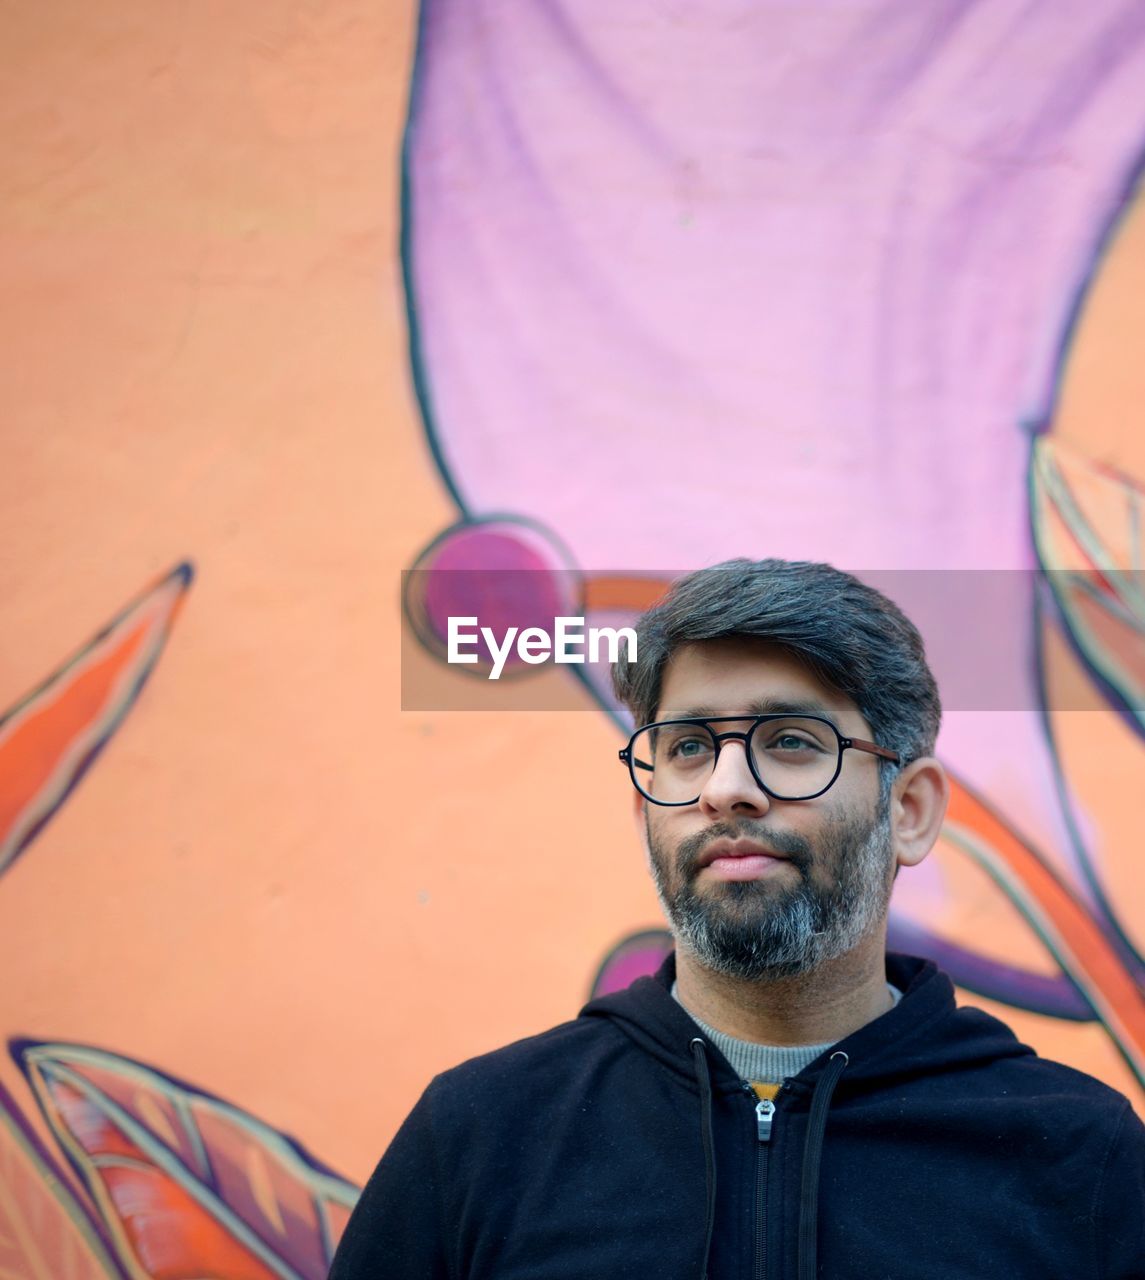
675;821;813;877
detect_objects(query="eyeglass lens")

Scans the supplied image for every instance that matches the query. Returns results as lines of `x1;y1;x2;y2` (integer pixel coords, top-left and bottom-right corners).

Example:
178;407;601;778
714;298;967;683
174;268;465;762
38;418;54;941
630;717;841;803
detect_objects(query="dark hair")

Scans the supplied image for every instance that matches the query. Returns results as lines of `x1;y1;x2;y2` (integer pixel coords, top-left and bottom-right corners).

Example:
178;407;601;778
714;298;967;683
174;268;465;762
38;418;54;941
611;559;941;774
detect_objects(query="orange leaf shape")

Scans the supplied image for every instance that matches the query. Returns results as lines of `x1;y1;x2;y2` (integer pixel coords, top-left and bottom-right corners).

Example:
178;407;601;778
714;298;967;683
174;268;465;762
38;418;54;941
1040;603;1145;967
19;1043;357;1280
583;574;669;613
943;778;1145;1090
0;1084;118;1280
0;564;193;879
1030;435;1145;726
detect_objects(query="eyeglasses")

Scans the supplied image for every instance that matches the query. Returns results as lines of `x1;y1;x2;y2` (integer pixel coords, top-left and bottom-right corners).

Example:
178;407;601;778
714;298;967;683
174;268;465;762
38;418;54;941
618;715;900;806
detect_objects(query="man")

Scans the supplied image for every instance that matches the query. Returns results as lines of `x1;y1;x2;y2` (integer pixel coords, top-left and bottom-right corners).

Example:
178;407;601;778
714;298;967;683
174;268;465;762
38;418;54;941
332;559;1144;1278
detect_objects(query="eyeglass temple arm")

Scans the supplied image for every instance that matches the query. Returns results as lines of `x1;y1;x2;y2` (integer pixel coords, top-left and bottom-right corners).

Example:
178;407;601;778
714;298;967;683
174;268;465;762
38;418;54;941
617;748;654;772
844;737;900;765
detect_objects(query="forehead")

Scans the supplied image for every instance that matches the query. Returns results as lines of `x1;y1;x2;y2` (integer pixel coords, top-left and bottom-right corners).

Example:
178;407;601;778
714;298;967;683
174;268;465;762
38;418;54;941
656;638;869;734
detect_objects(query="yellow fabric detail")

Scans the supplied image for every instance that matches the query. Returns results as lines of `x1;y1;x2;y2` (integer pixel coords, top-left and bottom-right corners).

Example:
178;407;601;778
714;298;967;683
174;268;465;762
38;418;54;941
751;1081;781;1101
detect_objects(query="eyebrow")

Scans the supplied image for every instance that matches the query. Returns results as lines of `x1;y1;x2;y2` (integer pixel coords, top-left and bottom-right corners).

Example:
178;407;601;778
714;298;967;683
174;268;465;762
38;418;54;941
659;697;838;722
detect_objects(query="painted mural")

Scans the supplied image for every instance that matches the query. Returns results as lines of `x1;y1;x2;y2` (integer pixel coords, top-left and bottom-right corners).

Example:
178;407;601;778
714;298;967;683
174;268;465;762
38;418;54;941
1;0;1142;1272
0;572;356;1275
402;0;1145;1100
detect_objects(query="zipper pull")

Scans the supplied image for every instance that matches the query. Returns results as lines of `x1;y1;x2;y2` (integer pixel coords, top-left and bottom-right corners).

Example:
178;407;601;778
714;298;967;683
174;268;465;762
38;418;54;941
755;1098;775;1143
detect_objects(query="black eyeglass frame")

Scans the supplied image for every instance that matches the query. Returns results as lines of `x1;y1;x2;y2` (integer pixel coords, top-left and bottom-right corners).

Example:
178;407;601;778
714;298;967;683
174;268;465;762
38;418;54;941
618;714;901;806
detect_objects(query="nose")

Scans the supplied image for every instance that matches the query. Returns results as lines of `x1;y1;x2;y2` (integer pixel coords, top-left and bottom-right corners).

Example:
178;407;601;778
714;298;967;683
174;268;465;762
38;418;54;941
696;739;771;820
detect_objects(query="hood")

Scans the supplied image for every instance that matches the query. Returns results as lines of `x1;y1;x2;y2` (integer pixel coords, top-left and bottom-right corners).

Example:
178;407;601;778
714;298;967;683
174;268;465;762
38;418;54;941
579;950;1034;1097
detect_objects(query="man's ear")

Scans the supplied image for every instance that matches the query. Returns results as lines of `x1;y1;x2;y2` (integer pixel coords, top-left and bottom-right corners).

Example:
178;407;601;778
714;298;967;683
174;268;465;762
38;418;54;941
891;757;949;869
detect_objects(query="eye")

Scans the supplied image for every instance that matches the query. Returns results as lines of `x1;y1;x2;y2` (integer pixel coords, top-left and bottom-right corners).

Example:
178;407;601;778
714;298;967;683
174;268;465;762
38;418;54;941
665;734;713;762
756;724;830;754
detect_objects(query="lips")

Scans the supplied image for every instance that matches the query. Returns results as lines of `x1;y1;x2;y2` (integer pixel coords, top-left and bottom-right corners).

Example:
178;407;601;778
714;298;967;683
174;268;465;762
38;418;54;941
696;839;788;869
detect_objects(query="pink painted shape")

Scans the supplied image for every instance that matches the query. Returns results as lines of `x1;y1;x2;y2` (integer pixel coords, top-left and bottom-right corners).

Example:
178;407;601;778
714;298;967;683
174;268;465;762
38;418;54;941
407;4;1145;888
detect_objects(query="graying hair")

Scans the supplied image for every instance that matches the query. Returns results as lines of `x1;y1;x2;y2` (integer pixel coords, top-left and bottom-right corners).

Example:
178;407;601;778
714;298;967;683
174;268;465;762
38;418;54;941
611;559;941;781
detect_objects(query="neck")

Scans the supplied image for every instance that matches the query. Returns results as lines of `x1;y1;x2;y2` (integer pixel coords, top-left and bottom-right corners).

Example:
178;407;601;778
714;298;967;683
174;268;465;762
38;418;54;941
673;929;893;1046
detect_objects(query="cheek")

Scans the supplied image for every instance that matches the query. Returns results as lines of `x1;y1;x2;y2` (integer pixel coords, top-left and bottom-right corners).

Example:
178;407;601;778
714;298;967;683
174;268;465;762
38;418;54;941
642;807;665;856
644;800;693;838
776;806;846;874
643;809;687;871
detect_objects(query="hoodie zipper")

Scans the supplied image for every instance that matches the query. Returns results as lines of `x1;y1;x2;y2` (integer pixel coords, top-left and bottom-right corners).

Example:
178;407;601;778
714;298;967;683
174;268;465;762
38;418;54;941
753;1095;776;1280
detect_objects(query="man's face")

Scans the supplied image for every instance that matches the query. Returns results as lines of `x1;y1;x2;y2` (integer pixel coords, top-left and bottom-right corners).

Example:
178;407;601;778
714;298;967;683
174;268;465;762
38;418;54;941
642;638;895;981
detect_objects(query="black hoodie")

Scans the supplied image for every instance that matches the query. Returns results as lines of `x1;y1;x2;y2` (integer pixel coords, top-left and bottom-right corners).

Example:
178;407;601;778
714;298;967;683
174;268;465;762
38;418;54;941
330;953;1144;1279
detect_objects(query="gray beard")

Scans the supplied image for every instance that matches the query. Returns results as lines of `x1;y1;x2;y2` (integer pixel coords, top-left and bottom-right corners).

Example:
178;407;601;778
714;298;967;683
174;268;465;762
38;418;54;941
647;802;893;982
